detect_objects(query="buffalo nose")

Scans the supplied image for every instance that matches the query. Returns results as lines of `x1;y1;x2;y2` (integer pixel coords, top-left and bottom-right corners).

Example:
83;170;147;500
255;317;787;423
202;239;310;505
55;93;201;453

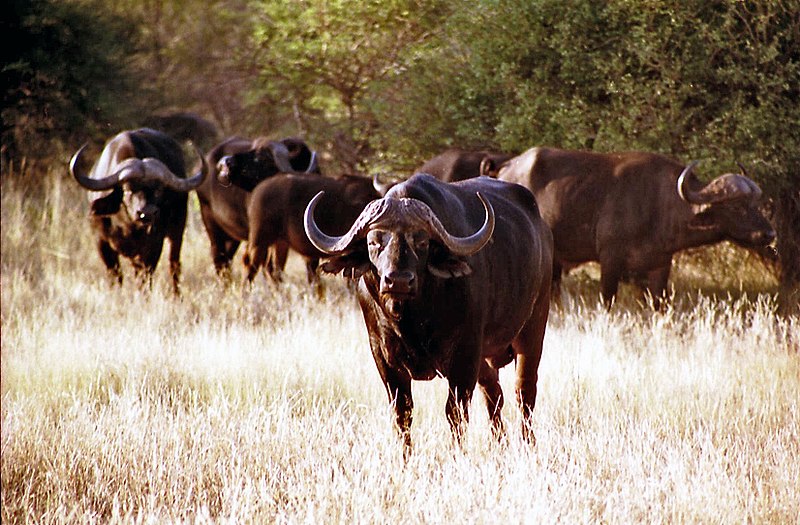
382;270;415;294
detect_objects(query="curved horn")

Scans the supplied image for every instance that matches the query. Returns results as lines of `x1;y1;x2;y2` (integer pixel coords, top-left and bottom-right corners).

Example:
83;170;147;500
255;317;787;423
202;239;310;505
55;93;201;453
305;191;495;257
154;145;208;192
479;157;495;177
305;192;389;254
423;192;495;256
676;160;701;203
70;144;146;191
267;141;294;173
372;172;393;195
130;151;205;192
305;150;319;173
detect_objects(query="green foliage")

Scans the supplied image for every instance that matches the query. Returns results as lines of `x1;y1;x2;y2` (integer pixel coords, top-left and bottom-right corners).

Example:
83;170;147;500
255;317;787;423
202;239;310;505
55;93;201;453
379;0;799;191
2;0;147;160
248;0;448;172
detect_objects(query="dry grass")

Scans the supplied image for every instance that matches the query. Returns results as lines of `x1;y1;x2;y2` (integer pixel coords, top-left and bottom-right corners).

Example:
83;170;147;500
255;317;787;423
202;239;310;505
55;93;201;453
2;168;798;523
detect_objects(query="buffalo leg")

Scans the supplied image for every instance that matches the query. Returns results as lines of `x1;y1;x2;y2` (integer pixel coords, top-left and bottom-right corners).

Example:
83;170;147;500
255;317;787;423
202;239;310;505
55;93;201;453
201;213;240;275
599;259;623;309
376;359;414;457
551;260;564;307
513;289;549;443
645;264;672;311
98;241;122;286
445;355;480;444
244;243;269;283
266;242;289;282
166;216;186;295
478;362;505;438
136;244;163;291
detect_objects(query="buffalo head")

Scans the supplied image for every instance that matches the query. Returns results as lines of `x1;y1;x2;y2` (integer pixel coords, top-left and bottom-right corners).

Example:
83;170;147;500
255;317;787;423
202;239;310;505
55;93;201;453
677;162;775;248
70;144;208;231
216;137;319;190
305;191;494;319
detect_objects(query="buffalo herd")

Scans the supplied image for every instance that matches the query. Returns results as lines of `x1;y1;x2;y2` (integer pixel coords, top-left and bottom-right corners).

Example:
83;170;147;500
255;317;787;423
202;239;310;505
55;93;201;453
70;127;776;450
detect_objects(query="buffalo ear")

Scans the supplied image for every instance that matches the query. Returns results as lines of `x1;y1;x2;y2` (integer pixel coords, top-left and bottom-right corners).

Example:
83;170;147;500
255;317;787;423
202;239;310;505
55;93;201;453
428;257;473;279
90;189;122;216
688;209;717;231
320;252;371;279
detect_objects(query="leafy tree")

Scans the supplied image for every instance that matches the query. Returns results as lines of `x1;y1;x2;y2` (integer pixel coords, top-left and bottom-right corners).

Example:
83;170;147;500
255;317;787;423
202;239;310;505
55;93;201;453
249;0;447;172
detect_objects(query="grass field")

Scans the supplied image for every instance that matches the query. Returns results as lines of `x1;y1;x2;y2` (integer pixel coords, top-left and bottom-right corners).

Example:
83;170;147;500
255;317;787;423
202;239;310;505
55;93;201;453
2;168;798;523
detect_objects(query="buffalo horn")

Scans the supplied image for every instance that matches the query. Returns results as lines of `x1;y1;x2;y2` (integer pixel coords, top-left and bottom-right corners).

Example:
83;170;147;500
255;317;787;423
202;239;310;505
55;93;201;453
676;160;701;203
372;173;393;195
306;151;319;173
305;191;495;258
267;141;294;173
305;191;385;254
158;145;208;192
679;160;762;205
416;192;495;256
70;144;144;191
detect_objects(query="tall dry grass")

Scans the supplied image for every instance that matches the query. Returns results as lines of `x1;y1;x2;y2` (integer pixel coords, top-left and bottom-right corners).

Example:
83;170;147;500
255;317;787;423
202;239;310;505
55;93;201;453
2;167;798;523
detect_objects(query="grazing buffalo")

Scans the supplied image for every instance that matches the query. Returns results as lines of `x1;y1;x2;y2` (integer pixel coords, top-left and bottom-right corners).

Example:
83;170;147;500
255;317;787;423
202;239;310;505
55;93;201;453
69;128;208;293
195;136;319;275
305;174;553;452
245;173;379;286
417;148;514;182
497;147;776;308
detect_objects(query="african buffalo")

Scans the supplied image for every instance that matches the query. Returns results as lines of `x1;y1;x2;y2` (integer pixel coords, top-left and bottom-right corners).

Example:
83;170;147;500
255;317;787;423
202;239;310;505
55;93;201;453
245;173;379;286
305;174;553;452
195;136;319;276
69;128;208;293
417;148;514;182
497;147;776;308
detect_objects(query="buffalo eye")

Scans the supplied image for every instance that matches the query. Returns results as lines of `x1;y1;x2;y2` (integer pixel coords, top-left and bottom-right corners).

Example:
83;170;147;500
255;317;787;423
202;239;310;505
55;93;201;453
411;231;430;251
367;230;387;253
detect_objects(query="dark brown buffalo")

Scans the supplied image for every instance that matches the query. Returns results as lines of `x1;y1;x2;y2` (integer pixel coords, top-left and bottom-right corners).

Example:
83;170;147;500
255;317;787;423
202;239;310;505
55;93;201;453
245;173;379;286
69;128;208;293
195;136;319;275
417;148;514;182
498;147;776;308
305;173;553;452
142;111;220;150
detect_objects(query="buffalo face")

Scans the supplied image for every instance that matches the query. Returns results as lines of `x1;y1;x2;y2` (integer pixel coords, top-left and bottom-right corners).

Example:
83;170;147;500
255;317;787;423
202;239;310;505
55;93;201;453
304;192;495;320
691;200;776;248
121;182;164;232
215;139;318;190
367;226;431;319
678;163;776;248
